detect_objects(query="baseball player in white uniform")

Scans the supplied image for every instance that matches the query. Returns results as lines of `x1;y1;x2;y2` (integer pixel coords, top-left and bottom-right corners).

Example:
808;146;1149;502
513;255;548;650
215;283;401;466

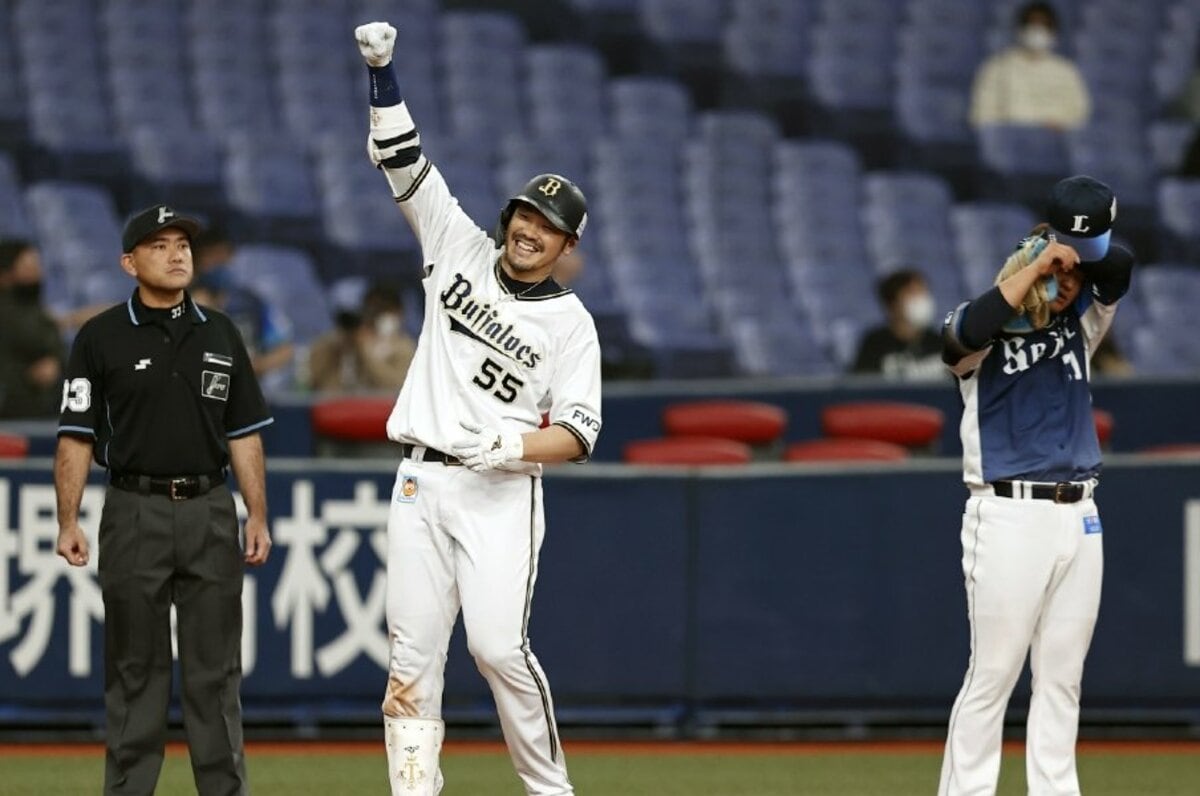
938;176;1134;795
354;22;602;796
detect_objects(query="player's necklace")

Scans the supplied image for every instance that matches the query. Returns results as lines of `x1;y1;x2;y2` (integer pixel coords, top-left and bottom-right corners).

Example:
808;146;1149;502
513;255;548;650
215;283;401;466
497;258;551;300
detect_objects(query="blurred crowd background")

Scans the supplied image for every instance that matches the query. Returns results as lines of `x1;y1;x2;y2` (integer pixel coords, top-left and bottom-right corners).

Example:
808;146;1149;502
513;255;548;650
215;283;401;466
3;0;1200;419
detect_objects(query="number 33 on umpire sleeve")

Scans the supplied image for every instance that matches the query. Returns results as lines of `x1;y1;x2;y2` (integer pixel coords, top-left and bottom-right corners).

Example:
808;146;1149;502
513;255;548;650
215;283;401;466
61;378;92;412
473;358;524;403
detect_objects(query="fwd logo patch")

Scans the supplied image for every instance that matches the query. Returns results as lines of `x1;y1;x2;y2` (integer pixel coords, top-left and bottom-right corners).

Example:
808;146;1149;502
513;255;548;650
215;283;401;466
134;358;152;371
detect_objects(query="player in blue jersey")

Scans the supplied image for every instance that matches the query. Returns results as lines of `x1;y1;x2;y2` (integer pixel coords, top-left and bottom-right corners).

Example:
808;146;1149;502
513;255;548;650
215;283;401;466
937;176;1134;796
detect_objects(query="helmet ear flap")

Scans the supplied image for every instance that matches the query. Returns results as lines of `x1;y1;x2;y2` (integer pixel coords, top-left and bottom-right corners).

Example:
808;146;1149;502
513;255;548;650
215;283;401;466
494;201;516;245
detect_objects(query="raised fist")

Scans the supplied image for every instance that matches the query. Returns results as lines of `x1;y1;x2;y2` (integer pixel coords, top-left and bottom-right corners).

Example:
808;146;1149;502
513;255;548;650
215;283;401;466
355;21;396;67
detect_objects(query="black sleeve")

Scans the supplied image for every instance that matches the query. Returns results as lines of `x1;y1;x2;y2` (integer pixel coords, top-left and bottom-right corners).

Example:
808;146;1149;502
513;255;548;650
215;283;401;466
1082;243;1134;305
221;316;274;438
56;322;102;439
959;287;1017;350
850;328;883;373
942;287;1017;365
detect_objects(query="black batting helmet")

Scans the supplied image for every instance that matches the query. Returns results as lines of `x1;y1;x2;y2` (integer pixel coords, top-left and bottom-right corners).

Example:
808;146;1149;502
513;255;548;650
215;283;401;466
496;173;588;242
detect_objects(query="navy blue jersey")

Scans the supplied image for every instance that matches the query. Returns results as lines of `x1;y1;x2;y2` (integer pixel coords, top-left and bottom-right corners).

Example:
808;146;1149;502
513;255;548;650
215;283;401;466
945;291;1118;486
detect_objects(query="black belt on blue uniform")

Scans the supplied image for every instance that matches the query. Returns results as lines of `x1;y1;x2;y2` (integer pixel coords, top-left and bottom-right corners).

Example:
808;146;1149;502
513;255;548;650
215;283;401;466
992;480;1085;504
110;470;226;501
400;443;462;465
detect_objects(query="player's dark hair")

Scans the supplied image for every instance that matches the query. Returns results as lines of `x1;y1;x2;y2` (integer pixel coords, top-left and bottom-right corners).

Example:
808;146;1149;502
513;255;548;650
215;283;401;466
1016;1;1059;29
0;238;33;274
877;268;925;308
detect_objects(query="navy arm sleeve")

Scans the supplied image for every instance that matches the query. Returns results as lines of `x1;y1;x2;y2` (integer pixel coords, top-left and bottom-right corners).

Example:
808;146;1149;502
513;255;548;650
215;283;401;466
1082;243;1134;305
942;286;1016;364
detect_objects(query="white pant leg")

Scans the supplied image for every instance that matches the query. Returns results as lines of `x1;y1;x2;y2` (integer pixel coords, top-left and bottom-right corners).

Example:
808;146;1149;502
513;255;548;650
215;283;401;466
1026;500;1103;796
447;469;572;796
383;462;462;719
940;497;1060;796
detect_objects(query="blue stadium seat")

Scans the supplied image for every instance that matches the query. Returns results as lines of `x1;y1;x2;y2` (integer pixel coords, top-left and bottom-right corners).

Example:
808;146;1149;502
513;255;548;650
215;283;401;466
862;171;962;311
25;180;124;301
721;0;812;80
609;76;693;144
638;0;726;46
951;201;1037;297
127;127;225;217
1157;178;1200;259
225;243;332;345
524;44;607;141
1148;119;1196;174
222;137;320;242
0;152;34;239
439;11;527;147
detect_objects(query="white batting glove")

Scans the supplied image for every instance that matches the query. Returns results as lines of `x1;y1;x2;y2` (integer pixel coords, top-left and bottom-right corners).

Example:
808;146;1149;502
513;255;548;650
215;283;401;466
451;421;524;473
355;21;396;67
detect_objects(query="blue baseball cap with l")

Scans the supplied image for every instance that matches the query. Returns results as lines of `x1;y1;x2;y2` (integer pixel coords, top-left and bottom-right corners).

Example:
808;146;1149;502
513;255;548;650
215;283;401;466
1046;175;1117;263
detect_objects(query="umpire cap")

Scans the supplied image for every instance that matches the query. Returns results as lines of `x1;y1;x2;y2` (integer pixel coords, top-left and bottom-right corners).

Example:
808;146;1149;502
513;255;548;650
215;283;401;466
122;205;203;253
496;174;588;242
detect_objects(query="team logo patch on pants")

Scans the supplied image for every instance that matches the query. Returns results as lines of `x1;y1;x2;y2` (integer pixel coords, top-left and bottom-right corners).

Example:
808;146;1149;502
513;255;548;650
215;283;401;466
1084;515;1102;534
201;370;230;401
398;475;419;503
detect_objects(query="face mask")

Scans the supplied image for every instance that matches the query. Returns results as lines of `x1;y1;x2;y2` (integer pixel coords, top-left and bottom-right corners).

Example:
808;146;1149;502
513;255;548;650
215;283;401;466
902;292;936;328
374;313;400;338
10;282;42;305
1019;25;1056;52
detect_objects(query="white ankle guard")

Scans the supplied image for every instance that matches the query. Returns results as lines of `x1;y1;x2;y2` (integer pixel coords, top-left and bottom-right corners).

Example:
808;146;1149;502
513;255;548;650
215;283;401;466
384;715;444;795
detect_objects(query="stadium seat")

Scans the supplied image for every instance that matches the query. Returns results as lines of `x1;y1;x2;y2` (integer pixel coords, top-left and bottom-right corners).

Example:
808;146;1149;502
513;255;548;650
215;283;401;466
1093;408;1114;448
623;436;753;466
311;397;393;442
1137;442;1200;457
0;153;33;239
820;401;945;448
0;433;30;459
784;437;910;462
661;400;788;445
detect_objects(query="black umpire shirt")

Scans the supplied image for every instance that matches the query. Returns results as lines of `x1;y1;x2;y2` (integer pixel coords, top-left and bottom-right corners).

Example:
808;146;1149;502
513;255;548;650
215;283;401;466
57;291;273;476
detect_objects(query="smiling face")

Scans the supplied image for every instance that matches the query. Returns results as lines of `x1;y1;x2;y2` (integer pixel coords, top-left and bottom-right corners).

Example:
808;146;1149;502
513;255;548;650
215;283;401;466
120;227;193;307
501;203;576;283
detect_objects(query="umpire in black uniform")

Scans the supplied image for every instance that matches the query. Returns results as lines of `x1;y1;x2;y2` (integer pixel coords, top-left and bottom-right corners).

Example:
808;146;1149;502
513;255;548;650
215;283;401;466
54;205;273;795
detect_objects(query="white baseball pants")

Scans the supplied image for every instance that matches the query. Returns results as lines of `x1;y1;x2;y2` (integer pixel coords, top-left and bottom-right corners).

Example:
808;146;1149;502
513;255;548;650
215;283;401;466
383;459;572;796
939;492;1103;796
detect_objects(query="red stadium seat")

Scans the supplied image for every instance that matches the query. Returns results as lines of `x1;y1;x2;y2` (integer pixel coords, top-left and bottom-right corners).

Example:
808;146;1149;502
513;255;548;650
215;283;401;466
784;437;910;462
0;433;29;459
623;437;753;466
1138;442;1200;457
661;400;788;445
820;401;944;448
311;397;394;442
1092;408;1114;447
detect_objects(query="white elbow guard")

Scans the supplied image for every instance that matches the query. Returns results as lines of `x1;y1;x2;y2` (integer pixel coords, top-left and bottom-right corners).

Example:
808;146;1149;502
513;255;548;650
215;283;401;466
367;102;428;200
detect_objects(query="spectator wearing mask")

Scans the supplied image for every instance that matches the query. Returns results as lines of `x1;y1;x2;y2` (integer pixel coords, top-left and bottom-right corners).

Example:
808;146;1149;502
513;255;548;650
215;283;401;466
307;280;416;393
0;239;65;418
969;1;1090;131
851;268;944;380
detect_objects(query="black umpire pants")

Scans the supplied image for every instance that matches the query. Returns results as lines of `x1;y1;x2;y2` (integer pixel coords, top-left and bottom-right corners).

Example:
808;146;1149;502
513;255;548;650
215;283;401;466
98;483;248;796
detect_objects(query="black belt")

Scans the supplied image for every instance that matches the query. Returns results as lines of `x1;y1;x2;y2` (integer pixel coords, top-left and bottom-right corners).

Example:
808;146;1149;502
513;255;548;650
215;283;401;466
110;470;227;501
400;443;461;465
992;480;1086;504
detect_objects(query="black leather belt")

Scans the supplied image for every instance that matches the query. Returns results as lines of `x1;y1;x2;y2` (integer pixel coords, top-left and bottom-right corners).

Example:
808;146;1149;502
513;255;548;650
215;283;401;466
400;444;461;465
110;470;226;501
992;480;1086;504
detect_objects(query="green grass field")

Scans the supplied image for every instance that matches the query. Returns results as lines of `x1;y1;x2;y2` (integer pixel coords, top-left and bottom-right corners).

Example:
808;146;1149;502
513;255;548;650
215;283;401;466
3;742;1198;795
